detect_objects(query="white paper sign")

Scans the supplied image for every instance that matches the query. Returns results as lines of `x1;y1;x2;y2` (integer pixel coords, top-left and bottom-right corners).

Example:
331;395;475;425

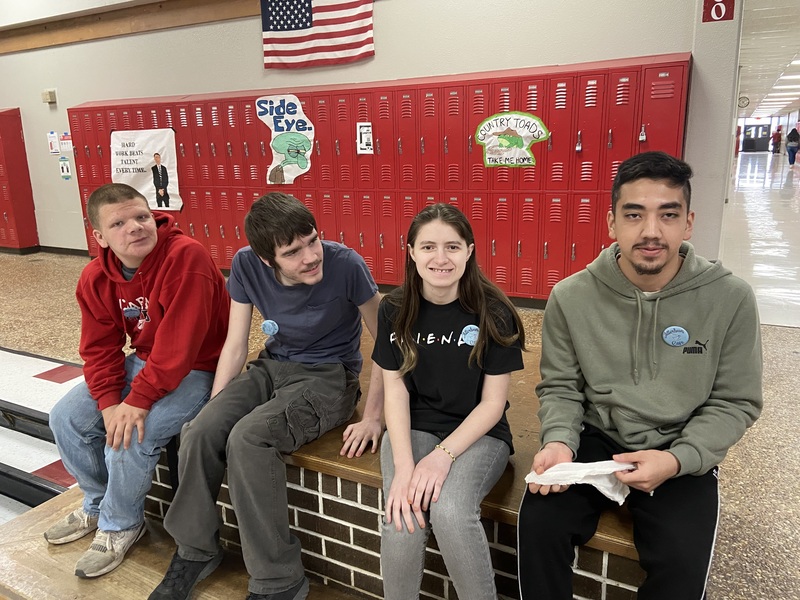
256;94;314;185
356;122;373;154
47;131;60;154
110;129;182;211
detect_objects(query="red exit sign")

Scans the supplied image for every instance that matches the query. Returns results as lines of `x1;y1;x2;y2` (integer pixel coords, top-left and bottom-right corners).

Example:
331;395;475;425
703;0;735;22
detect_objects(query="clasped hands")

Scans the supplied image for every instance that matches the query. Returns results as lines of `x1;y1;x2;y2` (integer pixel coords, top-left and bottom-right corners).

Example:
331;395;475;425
385;449;454;533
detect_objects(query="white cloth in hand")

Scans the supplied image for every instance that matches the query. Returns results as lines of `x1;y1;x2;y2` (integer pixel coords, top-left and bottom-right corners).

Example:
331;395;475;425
525;460;636;505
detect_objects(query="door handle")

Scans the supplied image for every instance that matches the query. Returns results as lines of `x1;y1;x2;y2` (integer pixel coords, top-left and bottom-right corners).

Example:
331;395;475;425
220;225;225;239
607;129;613;149
544;241;549;259
571;243;576;261
575;131;582;152
639;124;647;142
517;240;521;258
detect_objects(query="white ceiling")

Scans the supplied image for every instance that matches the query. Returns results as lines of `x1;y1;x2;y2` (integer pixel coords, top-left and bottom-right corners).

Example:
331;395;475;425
737;0;800;119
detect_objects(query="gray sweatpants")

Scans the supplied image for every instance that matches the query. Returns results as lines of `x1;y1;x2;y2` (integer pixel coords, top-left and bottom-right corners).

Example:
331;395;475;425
163;352;360;595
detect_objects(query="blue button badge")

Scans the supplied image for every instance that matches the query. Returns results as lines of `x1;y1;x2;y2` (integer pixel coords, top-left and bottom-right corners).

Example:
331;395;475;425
460;325;480;347
261;320;279;336
662;326;689;347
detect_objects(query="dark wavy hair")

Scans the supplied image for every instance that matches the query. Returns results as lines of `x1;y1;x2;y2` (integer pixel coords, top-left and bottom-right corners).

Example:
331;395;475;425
244;192;317;264
385;203;525;375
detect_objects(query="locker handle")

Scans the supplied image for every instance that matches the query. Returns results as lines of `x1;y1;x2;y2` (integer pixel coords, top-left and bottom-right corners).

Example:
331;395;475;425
84;145;90;158
189;223;195;237
180;143;186;157
204;224;209;238
83;217;89;228
571;243;576;261
397;137;403;155
359;232;364;247
544;241;549;259
379;233;384;249
211;143;216;157
492;240;496;257
339;231;344;244
315;139;321;156
73;146;79;158
220;225;225;239
227;142;232;157
376;138;381;155
444;135;448;154
548;134;553;152
261;141;267;156
244;142;249;158
97;145;103;158
517;241;521;258
575;131;582;153
607;129;613;149
420;137;425;154
400;234;405;250
235;225;241;240
195;143;201;157
4;212;9;223
638;124;647;142
468;135;473;154
336;140;341;155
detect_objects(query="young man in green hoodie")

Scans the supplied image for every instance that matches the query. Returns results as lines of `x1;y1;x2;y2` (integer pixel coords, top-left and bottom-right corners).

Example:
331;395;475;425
517;151;763;600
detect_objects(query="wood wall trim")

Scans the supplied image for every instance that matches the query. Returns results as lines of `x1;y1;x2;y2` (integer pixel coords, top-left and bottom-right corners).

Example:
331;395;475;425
0;0;260;56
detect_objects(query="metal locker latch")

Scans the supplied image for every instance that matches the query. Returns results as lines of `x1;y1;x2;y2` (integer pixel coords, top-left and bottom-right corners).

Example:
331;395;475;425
639;124;647;142
575;131;582;152
607;129;613;149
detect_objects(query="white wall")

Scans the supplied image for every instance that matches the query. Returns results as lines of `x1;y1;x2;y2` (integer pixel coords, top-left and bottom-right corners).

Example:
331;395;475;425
0;0;738;256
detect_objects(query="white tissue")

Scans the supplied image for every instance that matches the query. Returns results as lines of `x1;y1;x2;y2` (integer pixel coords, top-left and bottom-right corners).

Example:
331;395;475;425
525;460;636;505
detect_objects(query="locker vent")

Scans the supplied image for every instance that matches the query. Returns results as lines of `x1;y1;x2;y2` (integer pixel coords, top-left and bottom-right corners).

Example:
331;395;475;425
217;164;226;181
219;192;230;212
495;199;509;221
357;100;369;122
448;93;460;116
424;163;436;183
0;229;5;241
379;97;390;120
401;165;415;183
78;164;88;179
236;193;246;212
550;163;564;182
179;108;189;128
103;164;111;181
650;81;675;99
136;111;145;129
248;164;258;181
227;105;237;128
498;87;511;112
194;107;204;127
91;165;100;180
201;164;211;182
364;256;375;272
321;164;333;183
210;106;220;127
577;199;593;223
150;110;159;128
401;96;413;120
610;160;622;183
496;167;510;183
0;164;5;178
526;85;539;112
494;266;509;285
337;100;348;122
70;113;80;131
226;246;234;264
244;103;255;125
361;164;372;182
1;185;9;202
584;80;598;108
520;268;534;287
470;164;485;184
423;94;436;118
362;195;374;217
317;100;329;122
381;197;393;217
548;198;564;221
546;270;561;288
164;109;173;128
188;192;199;210
185;165;195;181
555;84;568;110
470;201;485;222
341;194;354;215
210;245;219;262
522;165;538;184
340;164;352;184
322;195;334;215
83;114;91;130
447;164;460;183
95;112;106;131
580;161;594;182
616;79;631;105
380;164;393;183
403;198;416;219
233;165;243;181
521;200;536;222
472;90;485;115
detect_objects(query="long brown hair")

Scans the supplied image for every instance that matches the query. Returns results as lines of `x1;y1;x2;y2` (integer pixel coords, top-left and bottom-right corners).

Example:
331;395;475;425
386;203;525;375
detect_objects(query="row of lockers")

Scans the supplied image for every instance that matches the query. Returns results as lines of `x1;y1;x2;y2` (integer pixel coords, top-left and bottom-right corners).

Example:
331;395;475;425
0;108;38;250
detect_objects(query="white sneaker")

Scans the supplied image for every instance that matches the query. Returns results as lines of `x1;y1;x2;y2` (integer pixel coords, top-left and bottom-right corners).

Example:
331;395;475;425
44;508;99;545
74;522;146;578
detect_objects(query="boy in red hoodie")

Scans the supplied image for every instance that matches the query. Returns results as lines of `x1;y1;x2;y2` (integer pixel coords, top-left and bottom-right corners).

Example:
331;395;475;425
44;183;229;579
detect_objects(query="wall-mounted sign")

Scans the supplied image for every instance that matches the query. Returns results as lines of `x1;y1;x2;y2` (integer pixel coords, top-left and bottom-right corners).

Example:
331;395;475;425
356;122;373;154
110;128;183;211
59;155;71;180
256;94;314;185
475;111;550;167
702;0;734;22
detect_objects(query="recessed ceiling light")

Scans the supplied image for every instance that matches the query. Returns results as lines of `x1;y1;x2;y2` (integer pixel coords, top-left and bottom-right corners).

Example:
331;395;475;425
774;85;800;89
779;75;800;80
766;93;800;97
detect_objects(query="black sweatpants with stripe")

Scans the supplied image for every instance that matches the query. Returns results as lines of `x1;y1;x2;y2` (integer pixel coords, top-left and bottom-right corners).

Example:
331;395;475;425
517;425;719;600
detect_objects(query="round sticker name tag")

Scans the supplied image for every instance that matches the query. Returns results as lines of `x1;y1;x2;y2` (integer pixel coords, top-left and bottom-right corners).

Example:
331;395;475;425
662;326;689;347
460;325;480;346
261;320;279;336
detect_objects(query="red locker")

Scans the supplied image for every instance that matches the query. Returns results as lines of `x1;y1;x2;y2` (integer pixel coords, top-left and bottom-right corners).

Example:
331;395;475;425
573;75;607;191
207;102;232;186
596;193;614;254
466;194;489;272
294;94;317;189
179;188;205;249
311;96;336;189
353;93;376;189
544;77;575;191
230;188;249;252
490;82;517;191
356;192;378;277
397;91;418;190
489;195;513;292
638;65;689;157
568;194;599;276
466;85;490;191
542;194;568;295
240;98;270;189
513;194;542;298
419;88;441;191
78;185;99;256
223;101;248;189
317;190;336;241
398;192;418;254
174;104;199;187
376;192;402;285
443;193;462;211
519;79;546;191
374;92;397;190
335;191;359;248
201;189;224;266
333;95;356;189
443;87;465;191
68;110;91;184
0;109;38;250
603;70;639;188
421;193;439;208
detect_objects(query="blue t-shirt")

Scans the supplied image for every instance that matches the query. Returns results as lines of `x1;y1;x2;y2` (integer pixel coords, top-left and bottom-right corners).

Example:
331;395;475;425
227;241;378;374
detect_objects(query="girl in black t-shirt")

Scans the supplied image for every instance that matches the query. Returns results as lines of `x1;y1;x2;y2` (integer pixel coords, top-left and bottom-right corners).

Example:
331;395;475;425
372;203;525;600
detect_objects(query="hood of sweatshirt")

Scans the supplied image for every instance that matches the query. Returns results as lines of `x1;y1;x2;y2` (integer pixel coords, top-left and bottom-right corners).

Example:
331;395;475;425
97;211;181;282
586;242;730;384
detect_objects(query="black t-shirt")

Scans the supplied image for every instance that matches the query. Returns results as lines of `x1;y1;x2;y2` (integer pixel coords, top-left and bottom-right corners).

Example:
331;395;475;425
372;297;524;451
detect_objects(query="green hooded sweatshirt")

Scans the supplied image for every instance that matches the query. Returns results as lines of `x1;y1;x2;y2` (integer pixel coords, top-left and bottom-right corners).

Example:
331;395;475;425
536;242;763;476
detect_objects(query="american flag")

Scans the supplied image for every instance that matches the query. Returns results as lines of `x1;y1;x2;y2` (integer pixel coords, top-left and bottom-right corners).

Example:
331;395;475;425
261;0;374;70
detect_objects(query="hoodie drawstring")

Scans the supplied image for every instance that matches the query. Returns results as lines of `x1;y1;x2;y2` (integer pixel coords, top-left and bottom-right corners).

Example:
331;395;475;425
633;292;642;385
651;296;660;380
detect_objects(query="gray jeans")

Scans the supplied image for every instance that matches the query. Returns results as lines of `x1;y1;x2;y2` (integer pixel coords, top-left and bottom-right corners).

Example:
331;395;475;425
380;430;510;600
163;353;360;595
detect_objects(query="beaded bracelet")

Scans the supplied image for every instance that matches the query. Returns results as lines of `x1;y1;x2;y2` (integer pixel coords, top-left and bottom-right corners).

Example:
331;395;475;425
435;444;456;462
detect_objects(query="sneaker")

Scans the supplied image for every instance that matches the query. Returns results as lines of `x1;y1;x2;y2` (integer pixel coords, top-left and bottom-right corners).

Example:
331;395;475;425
74;522;146;578
245;577;309;600
44;508;99;545
148;549;224;600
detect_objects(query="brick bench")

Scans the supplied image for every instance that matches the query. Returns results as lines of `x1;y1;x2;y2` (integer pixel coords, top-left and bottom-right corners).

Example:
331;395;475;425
146;343;645;600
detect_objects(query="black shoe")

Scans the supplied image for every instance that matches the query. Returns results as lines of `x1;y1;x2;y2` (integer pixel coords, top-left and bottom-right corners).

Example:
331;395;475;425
245;577;309;600
149;549;224;600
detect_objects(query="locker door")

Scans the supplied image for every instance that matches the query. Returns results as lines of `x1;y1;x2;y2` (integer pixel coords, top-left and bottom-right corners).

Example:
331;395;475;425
190;104;213;188
542;194;568;294
374;92;396;190
544;77;575;191
596;192;614;255
317;191;337;242
215;189;237;270
466;194;489;272
147;107;161;130
295;94;316;189
231;188;248;253
202;189;225;267
377;192;402;285
638;65;689;157
419;88;441;191
0;182;16;247
68;110;91;185
240;98;270;189
224;101;247;189
357;191;378;277
466;85;489;191
443;192;462;211
175;104;199;187
443;87;465;191
573;75;606;191
78;185;99;257
132;108;147;130
568;194;598;276
397;90;418;190
490;82;517;191
519;79;546;191
489;195;513;293
181;188;205;249
603;70;639;189
207;102;232;186
93;109;112;183
297;190;319;219
333;95;356;189
354;93;376;189
513;194;541;298
336;191;358;248
312;96;336;189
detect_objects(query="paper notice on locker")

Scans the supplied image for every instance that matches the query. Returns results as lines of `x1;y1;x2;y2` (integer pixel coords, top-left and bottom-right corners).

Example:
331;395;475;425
110;128;183;211
256;94;314;185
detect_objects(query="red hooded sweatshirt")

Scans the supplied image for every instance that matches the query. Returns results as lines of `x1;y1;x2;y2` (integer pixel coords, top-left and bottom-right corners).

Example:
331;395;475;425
77;212;230;411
